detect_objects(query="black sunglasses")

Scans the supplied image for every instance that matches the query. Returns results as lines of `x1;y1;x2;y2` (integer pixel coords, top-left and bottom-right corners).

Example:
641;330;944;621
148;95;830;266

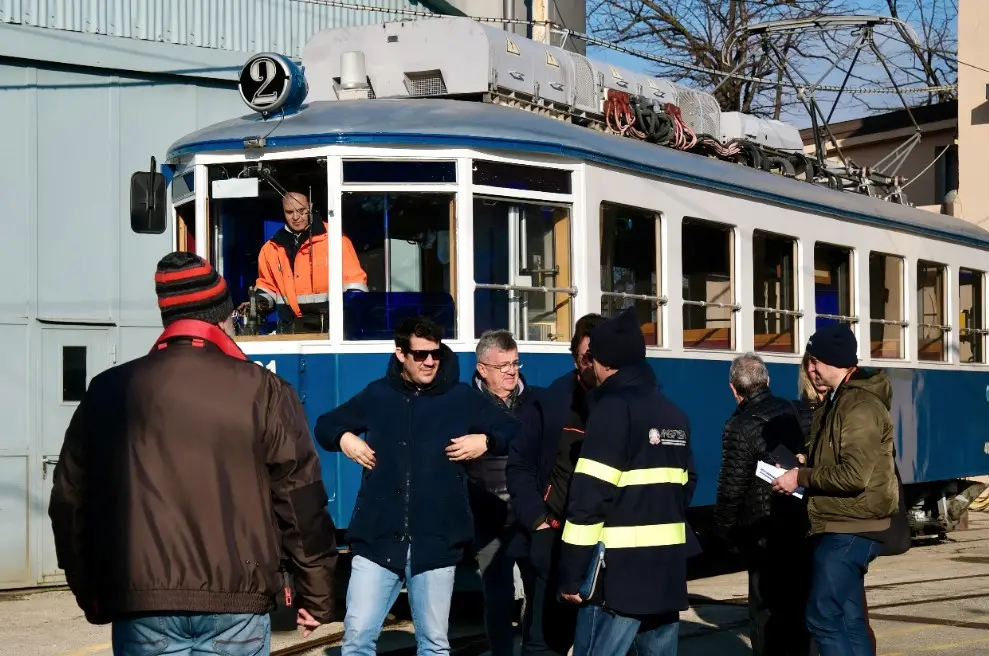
406;348;442;363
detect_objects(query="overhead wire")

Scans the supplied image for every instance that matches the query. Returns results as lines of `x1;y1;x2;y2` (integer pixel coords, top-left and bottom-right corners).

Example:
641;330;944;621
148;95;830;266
289;0;958;96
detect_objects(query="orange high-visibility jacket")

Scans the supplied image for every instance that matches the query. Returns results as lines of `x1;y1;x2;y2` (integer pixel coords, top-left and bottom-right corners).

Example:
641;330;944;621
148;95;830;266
255;221;368;318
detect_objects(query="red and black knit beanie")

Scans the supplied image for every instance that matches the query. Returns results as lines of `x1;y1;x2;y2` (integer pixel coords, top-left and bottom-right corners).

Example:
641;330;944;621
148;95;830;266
154;252;234;327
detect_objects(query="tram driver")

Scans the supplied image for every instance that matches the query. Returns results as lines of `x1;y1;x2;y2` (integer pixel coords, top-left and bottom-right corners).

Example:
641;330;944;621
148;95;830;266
242;191;368;333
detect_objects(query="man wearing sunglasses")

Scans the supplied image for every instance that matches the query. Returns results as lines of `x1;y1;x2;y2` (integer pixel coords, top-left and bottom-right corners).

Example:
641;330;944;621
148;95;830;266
505;313;605;655
314;316;521;656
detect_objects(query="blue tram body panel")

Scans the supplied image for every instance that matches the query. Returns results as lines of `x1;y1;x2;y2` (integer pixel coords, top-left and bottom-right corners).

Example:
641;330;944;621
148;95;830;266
260;350;989;530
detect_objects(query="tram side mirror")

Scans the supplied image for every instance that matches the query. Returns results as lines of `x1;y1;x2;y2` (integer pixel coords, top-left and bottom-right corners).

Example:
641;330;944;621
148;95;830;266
130;171;167;234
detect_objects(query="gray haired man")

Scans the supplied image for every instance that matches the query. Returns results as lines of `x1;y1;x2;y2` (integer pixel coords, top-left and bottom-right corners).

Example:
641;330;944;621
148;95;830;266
469;330;531;656
712;353;811;656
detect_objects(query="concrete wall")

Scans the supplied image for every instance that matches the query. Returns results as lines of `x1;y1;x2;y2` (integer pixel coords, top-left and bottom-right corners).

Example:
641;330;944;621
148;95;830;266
958;0;989;229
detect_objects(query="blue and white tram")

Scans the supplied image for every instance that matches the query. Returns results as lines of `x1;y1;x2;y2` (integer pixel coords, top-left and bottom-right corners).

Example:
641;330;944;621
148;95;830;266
141;17;989;542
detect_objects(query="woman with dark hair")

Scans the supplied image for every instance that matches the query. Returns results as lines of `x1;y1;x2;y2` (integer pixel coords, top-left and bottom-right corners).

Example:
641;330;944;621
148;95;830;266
797;353;877;656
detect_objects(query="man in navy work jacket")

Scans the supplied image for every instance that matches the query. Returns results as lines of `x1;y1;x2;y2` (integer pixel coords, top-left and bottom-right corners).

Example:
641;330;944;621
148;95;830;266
506;313;604;655
314;316;520;656
559;307;698;655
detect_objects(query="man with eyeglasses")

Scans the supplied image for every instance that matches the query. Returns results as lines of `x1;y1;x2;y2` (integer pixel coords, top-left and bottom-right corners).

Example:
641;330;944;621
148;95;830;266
245;191;368;333
469;329;534;656
314;316;521;656
505;313;605;655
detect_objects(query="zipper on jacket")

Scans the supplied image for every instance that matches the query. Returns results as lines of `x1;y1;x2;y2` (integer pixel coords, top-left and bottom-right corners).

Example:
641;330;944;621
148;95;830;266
403;393;415;543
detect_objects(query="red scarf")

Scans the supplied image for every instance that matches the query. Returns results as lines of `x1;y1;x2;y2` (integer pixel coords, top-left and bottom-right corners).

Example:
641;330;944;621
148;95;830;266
150;319;248;360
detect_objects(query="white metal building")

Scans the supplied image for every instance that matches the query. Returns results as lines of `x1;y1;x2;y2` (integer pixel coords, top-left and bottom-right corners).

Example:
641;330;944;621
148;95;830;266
0;0;466;590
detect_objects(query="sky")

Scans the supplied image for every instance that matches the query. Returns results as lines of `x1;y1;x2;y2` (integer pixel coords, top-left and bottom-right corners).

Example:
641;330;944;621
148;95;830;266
580;0;957;130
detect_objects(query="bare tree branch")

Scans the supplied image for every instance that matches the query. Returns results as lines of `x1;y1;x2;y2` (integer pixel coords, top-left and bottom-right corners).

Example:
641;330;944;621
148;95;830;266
586;0;957;120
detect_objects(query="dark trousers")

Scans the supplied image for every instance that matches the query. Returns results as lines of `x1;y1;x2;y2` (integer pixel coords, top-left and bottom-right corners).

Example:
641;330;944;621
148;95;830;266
474;524;519;656
520;528;577;655
746;535;814;656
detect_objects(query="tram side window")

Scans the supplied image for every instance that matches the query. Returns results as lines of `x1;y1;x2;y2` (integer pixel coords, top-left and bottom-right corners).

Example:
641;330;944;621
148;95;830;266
206;158;330;338
474;197;573;342
959;268;986;364
815;243;855;330
752;231;797;353
600;203;662;346
868;252;905;359
342;192;457;340
682;218;735;350
917;260;949;362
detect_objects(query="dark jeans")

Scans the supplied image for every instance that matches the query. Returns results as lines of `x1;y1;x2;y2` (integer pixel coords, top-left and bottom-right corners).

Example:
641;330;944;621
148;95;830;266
112;612;269;655
805;533;883;656
520;527;577;655
747;535;813;656
475;524;520;656
572;605;679;656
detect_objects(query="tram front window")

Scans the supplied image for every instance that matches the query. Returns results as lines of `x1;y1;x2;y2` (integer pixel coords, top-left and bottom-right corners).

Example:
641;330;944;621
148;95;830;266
341;192;457;340
207;158;354;338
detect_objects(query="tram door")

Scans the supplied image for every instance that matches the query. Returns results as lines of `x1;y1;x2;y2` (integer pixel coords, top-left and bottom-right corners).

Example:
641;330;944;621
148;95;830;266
38;327;111;583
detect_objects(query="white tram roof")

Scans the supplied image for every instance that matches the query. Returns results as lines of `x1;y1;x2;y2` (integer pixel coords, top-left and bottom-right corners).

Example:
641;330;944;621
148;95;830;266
168;98;989;250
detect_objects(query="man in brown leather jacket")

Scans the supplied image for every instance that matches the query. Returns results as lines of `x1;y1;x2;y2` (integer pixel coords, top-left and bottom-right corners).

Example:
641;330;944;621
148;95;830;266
48;252;338;655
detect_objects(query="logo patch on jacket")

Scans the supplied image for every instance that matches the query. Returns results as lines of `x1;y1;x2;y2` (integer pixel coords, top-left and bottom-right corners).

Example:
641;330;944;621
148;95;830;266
648;428;687;447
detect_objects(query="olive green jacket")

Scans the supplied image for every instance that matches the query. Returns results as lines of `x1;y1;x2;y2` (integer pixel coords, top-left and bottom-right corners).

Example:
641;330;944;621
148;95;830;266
797;368;899;536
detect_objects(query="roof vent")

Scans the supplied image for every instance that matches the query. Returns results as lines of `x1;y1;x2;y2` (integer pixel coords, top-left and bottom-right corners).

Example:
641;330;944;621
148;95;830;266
337;51;374;100
404;70;448;97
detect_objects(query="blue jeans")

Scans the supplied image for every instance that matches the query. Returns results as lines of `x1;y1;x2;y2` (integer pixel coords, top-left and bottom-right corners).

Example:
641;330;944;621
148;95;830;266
806;533;883;656
343;548;457;656
572;605;679;656
111;612;269;655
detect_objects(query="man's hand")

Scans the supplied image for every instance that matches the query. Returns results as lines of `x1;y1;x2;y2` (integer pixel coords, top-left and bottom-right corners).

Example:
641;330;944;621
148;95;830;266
796;453;807;465
340;432;376;469
446;434;488;462
561;593;582;604
771;468;801;495
296;608;321;638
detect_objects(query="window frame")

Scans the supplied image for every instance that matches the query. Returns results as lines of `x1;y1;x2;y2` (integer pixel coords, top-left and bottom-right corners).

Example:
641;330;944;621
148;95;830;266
916;259;951;362
751;229;802;354
868;250;908;360
680;217;740;351
598;202;666;348
959;266;988;365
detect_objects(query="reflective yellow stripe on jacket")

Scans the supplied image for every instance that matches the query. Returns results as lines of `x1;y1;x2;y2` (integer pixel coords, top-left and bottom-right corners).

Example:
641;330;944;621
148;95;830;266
562;521;687;548
573;459;689;487
562;457;688;549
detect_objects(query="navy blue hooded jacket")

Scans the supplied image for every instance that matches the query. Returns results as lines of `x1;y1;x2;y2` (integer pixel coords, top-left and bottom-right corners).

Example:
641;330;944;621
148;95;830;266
313;345;521;575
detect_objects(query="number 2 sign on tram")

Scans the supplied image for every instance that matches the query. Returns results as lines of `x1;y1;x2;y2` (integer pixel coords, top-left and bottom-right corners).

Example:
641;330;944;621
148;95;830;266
237;52;308;116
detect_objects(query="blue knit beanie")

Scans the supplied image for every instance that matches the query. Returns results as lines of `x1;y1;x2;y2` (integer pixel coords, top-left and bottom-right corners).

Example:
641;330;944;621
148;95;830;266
806;323;858;368
589;307;646;369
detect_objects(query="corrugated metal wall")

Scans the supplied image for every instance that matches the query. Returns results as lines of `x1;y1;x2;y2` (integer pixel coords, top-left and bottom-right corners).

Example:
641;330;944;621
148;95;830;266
0;0;441;57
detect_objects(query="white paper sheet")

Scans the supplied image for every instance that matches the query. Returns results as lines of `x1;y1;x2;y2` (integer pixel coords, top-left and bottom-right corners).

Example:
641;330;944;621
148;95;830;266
756;460;805;499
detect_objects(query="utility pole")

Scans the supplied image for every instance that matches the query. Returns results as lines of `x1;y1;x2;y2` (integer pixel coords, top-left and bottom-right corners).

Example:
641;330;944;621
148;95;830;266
532;0;550;44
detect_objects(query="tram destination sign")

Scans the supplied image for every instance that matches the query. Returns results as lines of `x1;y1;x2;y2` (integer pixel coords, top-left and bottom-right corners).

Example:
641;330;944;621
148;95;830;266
237;52;308;116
